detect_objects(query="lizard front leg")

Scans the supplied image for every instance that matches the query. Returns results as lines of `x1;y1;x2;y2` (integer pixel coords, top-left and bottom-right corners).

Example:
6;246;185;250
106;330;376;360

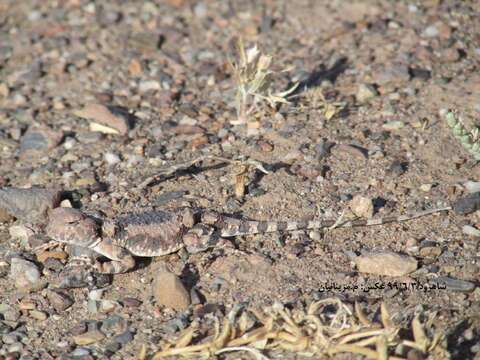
90;238;136;274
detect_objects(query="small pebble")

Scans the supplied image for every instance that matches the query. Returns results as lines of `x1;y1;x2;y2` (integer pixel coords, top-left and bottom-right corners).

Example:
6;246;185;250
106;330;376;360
419;246;442;257
104;341;121;354
63;137;76;150
29;310;48;321
350;195;374;218
453;192;480;214
423;24;438;37
69;322;87;336
70;347;90;357
356;84;378;103
152;266;190;311
100;315;127;336
419;183;432;192
99;300;117;313
463;181;480;193
139;80;161;93
104;152;121;165
112;329;135;345
46;290;74;312
19;125;63;160
60;199;73;208
73;330;105;345
382;121;404;131
121;297;142;308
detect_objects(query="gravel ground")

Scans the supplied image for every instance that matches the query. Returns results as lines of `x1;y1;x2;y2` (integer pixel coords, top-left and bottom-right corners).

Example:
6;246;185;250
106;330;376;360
0;0;479;359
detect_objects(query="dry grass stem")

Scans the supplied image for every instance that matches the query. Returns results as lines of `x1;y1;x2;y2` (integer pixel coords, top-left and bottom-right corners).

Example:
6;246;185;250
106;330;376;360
146;298;450;359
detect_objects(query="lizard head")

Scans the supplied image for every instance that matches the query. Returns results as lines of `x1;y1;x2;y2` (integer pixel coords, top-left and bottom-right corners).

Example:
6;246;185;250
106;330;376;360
183;224;218;254
46;208;101;247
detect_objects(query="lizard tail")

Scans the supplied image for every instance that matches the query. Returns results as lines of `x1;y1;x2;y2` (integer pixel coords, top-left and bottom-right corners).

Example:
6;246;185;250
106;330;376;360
219;206;452;237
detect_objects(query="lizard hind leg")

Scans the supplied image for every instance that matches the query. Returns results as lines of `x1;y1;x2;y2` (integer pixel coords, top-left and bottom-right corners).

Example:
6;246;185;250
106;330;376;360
183;224;219;254
90;239;136;274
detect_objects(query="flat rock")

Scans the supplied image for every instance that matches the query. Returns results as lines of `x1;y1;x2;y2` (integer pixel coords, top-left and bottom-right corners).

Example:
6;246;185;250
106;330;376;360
73;103;134;135
9;224;34;244
10;257;44;291
0;187;62;223
152;266;190;311
354;251;418;276
453;192;480;215
373;63;410;86
29;309;48;321
433;276;475;292
19;124;63;160
73;330;105;345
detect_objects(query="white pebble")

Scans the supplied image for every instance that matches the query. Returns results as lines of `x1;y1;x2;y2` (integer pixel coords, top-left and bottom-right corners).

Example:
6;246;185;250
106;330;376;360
463;181;480;193
63;137;76;150
88;289;104;300
423;25;439;37
60;199;73;208
104;152;121;165
139;80;160;93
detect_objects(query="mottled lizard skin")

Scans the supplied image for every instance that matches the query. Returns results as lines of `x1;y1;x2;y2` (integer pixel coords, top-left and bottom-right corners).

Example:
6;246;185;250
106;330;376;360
46;205;451;274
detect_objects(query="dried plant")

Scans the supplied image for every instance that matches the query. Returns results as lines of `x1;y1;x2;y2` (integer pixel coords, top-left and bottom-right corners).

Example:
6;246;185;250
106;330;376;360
445;110;480;160
229;39;298;124
300;87;346;121
144;299;450;359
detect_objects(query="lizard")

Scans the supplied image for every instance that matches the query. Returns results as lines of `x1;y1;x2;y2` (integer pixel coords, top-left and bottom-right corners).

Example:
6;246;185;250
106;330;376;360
45;204;452;274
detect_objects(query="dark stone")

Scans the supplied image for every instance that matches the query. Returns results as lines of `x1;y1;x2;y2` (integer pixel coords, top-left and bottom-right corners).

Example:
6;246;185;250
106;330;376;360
453;192;480;214
112;329;135;345
100;315;127;336
120;297;142;308
388;160;408;175
104;341;121;354
434;276;475;292
409;67;431;80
